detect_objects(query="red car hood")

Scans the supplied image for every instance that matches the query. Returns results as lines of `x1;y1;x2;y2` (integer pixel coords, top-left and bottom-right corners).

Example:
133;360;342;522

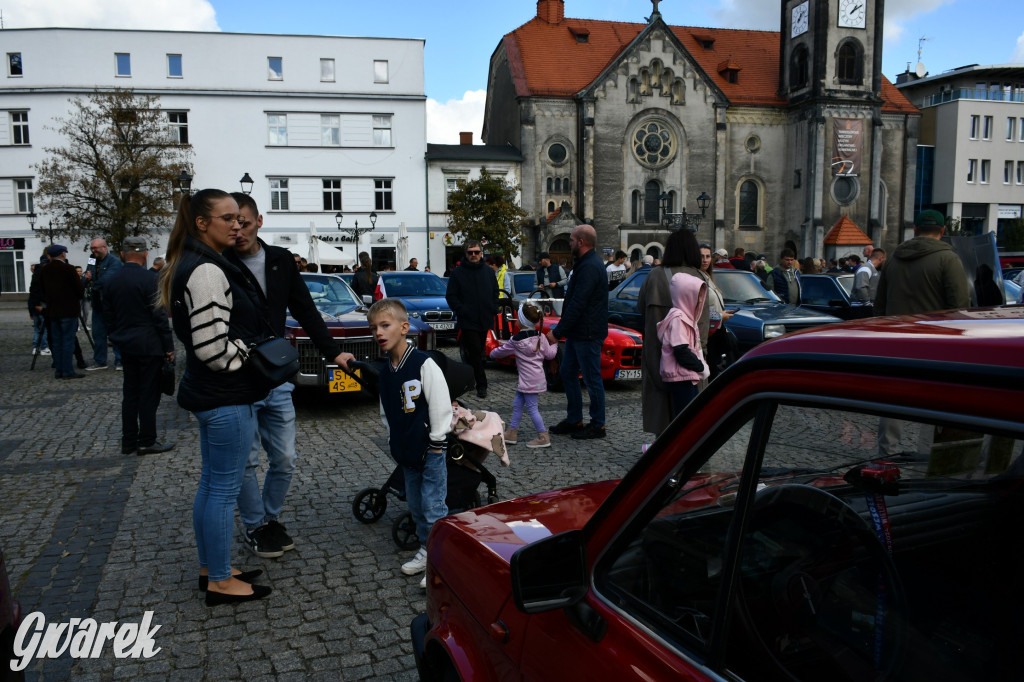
440;480;619;564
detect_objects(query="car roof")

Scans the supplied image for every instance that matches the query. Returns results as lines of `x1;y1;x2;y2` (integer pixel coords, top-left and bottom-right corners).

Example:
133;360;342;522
743;307;1024;371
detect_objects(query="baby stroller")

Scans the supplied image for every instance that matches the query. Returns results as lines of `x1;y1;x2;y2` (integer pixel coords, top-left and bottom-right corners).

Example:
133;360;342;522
346;350;506;550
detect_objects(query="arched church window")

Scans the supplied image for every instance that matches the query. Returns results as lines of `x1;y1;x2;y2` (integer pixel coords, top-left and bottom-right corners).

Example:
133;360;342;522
739;180;760;227
631;119;677;169
790;46;809;90
547;177;553;193
644;181;661;224
836;40;863;84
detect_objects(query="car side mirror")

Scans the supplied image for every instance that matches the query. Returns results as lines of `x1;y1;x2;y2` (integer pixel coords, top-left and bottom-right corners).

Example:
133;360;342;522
511;530;588;613
362;295;373;305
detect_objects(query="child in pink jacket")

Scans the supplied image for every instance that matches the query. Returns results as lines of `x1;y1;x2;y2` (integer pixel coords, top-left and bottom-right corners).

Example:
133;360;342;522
489;303;557;448
657;272;709;417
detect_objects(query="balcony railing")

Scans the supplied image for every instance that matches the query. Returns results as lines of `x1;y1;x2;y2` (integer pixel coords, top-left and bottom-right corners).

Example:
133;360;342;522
921;88;1024;107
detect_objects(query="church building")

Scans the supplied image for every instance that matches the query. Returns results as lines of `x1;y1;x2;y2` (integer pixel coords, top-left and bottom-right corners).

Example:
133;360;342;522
482;0;919;265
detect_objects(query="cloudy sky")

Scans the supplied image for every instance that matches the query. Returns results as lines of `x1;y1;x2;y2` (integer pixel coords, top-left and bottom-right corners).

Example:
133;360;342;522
2;0;1020;142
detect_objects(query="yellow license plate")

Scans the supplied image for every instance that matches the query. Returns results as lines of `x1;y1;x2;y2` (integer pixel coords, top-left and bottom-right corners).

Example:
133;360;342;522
328;368;361;393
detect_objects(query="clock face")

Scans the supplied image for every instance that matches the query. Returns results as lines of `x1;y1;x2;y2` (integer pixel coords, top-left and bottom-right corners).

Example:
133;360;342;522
791;1;810;37
838;0;866;28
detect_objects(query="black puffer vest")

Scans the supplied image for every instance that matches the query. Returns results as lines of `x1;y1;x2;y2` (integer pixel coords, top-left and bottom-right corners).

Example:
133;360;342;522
170;237;271;412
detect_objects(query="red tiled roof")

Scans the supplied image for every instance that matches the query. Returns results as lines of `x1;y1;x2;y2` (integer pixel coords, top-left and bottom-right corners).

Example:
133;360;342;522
504;15;916;113
823;215;872;245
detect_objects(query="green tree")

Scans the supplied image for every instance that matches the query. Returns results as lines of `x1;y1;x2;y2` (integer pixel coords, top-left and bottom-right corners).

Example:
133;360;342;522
446;169;528;257
34;88;193;253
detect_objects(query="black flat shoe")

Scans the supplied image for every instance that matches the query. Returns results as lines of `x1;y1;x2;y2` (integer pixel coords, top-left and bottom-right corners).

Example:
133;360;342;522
198;569;263;592
204;584;272;606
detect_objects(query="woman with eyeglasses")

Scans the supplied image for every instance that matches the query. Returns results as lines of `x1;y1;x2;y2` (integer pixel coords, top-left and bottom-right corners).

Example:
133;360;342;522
158;188;273;606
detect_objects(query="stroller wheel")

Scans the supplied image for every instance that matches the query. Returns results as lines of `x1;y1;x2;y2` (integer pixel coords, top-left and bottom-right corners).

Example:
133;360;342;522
392;512;420;550
352;487;388;523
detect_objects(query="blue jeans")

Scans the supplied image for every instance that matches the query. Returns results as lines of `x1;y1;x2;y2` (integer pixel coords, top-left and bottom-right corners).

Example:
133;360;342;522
404;449;448;548
560;338;605;427
32;312;48;351
49;317;78;378
237;383;297;530
91;304;121;367
193;404;257;582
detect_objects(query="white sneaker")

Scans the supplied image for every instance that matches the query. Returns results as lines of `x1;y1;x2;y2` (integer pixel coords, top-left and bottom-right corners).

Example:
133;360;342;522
419;575;427;589
39;349;51;356
401;547;427;575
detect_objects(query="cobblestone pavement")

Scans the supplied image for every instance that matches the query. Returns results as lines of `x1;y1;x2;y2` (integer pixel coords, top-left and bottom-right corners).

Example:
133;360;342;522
0;304;647;681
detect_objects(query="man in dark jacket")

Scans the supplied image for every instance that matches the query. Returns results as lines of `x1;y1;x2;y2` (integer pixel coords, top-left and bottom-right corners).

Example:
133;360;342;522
446;239;498;398
545;225;609;439
535;251;567;298
227;193;356;559
104;237;175;455
39;244;85;379
875;210;970;316
84;238;124;370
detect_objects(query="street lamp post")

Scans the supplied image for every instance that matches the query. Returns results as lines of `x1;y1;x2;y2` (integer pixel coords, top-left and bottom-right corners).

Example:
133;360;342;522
176;170;193;196
335;211;378;253
659;191;712;231
239;173;254;195
27;211;70;245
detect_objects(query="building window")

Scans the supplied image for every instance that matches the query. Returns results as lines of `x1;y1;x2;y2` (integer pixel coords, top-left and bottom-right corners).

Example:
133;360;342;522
1008;117;1017;141
268;57;283;80
564;177;570;193
373;60;389;84
548;143;567;164
321;114;340;146
643;181;660;223
322;179;341;211
375;179;393;211
1019;118;1024;142
1005;161;1014;184
790;46;808;90
836;40;863;84
320;58;335;82
631;190;641;223
7;52;22;77
167;54;182;78
10;111;29;145
547;177;553;193
167;112;188;144
373;115;392;146
445;177;463;210
739;180;760;227
15;179;33;213
115;53;131;77
554;177;562;193
969;115;980;139
269;179;289;210
967;159;977;183
267;114;287;145
631;120;678;169
980;159;991;184
1017;161;1024;185
983;116;993;140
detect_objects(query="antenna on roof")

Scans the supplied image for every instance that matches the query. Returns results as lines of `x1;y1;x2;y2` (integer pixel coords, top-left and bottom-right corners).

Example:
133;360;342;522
915;36;928;78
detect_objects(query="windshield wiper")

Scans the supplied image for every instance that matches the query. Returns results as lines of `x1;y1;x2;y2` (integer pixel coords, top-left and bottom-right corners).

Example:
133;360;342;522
744;297;772;304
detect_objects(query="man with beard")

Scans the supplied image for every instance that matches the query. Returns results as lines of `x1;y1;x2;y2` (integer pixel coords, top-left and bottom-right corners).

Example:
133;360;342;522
446;240;499;399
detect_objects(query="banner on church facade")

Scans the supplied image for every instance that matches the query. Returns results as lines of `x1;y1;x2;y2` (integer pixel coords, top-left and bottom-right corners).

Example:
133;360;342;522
832;119;863;177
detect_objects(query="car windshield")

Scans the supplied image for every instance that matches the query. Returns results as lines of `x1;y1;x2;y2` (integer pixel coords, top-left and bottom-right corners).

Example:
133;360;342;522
381;273;448;297
304;276;360;313
512;273;536;293
716;271;781;304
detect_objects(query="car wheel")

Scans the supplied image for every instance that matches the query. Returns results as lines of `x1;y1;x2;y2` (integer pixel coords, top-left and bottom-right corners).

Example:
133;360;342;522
352;487;387;523
734;485;907;681
392;512;420;550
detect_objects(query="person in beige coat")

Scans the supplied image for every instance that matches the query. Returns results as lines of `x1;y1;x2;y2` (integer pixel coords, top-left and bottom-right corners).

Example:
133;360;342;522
638;229;709;436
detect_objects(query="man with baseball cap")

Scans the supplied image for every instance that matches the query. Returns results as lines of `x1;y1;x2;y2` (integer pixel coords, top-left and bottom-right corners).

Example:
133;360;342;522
875;209;969;316
39;244;85;379
713;248;735;269
103;236;176;455
535;251;567;298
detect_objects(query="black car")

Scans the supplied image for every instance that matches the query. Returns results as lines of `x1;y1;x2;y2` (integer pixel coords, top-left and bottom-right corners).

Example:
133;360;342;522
799;272;875;320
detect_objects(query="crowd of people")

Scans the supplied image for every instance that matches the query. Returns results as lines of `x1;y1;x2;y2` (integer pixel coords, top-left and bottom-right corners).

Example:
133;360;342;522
25;197;983;608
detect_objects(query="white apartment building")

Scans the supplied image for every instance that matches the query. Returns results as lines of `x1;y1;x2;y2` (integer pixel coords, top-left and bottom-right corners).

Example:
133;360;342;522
0;27;427;294
896;64;1024;244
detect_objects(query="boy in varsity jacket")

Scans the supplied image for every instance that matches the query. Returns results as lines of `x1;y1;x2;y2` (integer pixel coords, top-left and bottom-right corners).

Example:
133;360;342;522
368;298;452;589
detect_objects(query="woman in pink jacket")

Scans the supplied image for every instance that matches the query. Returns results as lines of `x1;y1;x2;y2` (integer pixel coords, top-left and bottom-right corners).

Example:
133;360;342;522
489;303;558;448
657;272;709;417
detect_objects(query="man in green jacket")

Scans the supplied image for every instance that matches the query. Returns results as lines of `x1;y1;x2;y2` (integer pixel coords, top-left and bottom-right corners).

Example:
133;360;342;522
875;210;970;316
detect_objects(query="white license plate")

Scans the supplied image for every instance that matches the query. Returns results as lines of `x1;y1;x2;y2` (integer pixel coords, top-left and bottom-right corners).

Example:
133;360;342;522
430;322;455;330
615;369;642;380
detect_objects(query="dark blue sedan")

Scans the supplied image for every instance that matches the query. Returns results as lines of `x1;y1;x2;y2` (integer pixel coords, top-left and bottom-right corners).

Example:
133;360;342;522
609;268;841;352
377;271;458;338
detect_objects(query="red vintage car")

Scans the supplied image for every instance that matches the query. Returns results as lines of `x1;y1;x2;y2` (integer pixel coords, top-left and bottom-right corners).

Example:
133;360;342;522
483;312;643;388
413;307;1024;682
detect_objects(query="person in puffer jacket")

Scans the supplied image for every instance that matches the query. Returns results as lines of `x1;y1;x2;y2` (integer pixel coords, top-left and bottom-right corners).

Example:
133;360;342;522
489;302;558;448
657;272;710;418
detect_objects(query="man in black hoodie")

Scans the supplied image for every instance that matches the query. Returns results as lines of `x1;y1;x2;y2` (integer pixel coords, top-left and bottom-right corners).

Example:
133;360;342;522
446;240;499;398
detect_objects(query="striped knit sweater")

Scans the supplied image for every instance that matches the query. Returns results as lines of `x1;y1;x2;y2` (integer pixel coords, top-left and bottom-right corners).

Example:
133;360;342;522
183;263;249;372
